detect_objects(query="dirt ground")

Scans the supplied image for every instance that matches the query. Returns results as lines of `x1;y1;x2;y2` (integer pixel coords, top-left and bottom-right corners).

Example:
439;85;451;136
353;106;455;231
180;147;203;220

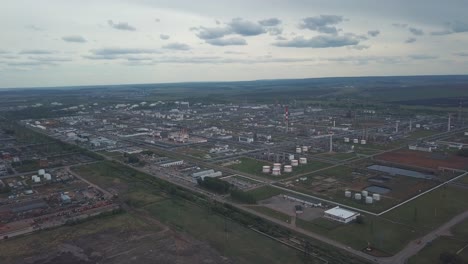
260;195;324;221
15;227;231;264
376;149;468;170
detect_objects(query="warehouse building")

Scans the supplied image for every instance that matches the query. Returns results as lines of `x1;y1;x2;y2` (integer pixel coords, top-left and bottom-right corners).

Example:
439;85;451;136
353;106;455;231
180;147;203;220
323;206;359;224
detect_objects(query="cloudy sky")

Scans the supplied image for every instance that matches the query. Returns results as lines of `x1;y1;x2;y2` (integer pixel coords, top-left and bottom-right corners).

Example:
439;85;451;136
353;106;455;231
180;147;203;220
1;0;468;88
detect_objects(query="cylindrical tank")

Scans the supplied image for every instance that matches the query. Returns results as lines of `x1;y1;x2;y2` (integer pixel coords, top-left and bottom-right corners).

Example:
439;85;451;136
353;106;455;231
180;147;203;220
416;124;421;128
291;160;299;166
299;157;307;164
365;196;373;204
345;191;352;198
44;173;52;180
302;146;308;152
273;163;281;170
272;168;281;176
360;140;367;145
31;175;37;180
354;193;362;200
296;147;302;153
284;165;292;173
262;166;271;173
38;169;45;176
344;137;350;143
372;193;381;201
353;139;359;143
289;154;295;161
361;190;368;197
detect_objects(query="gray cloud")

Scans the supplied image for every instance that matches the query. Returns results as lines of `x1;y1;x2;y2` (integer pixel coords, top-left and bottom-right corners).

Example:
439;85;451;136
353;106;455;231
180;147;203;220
273;35;359;48
155;18;160;23
367;30;380;37
392;23;408;28
275;36;287;40
205;37;247;46
267;27;283;36
299;15;344;34
431;20;468;36
430;30;452;36
108;20;136;31
409;54;438;60
19;49;57;55
28;56;72;62
85;48;160;60
405;37;416;43
349;45;370;50
160;34;170;40
25;25;44;31
196;26;232;39
258;18;282;27
228;18;266;36
62;35;87;43
453;52;468;57
224;51;246;55
409;27;424;35
162;42;191;50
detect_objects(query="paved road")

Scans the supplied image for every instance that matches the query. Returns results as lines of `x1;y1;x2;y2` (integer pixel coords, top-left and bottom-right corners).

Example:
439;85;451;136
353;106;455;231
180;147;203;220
380;209;468;264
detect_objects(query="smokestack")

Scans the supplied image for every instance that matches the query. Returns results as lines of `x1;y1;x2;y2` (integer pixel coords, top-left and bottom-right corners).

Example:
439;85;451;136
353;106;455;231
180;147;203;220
448;114;451;132
409;120;412;132
329;134;333;152
396;121;399;133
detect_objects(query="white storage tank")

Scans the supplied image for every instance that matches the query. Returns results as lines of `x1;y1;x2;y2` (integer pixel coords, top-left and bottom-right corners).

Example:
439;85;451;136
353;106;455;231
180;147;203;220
299;157;307;164
31;175;37;180
273;163;282;170
38;169;45;176
289;154;295;161
302;146;308;152
353;139;359;144
372;193;381;201
284;165;293;173
354;193;362;200
416;124;421;128
296;147;302;153
361;190;368;197
272;168;281;176
262;166;271;173
344;137;350;143
44;173;52;180
365;196;373;204
360;140;367;145
291;160;299;166
345;191;352;198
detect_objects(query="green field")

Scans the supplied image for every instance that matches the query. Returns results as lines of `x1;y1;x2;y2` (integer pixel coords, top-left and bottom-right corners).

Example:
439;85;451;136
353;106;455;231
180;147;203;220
247;185;284;201
408;219;468;264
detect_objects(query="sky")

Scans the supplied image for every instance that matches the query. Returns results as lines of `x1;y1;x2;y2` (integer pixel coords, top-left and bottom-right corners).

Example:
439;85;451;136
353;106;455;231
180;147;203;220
1;0;468;88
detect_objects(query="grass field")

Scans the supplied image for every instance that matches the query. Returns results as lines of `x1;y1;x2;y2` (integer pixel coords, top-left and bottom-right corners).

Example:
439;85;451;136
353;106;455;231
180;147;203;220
247;185;284;201
408;219;468;264
245;205;292;223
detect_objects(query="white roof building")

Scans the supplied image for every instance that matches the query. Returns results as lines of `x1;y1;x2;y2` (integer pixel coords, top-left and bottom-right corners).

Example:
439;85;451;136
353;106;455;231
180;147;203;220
324;206;360;224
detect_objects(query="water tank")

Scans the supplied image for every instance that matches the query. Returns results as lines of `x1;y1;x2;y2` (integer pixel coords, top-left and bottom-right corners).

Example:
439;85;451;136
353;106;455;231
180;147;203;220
372;193;381;201
361;190;368;197
273;163;282;170
345;191;352;198
299;157;307;164
44;173;52;180
360;140;367;145
288;154;295;161
353;139;359;144
262;166;271;173
38;169;45;176
354;193;362;200
344;137;350;143
284;165;292;173
296;147;302;153
365;196;373;204
31;175;37;180
291;160;299;166
272;168;281;176
302;146;308;152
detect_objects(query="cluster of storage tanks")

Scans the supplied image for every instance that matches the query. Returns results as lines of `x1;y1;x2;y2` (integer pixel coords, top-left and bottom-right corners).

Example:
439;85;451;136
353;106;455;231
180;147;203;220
344;190;381;204
295;145;309;153
343;138;367;145
262;156;308;176
31;169;52;183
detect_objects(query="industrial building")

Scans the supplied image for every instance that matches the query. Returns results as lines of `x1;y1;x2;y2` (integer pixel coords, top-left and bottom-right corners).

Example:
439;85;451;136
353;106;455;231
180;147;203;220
323;206;360;224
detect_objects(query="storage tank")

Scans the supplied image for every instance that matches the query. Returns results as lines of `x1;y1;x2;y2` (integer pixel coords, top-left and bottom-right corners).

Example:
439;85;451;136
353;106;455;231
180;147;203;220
416;124;421;128
262;166;271;173
273;163;282;170
365;196;373;204
289;154;295;161
284;165;292;173
353;139;359;144
372;193;381;201
31;175;37;180
344;137;350;143
354;193;362;200
361;190;368;197
345;191;352;198
291;160;299;166
302;146;308;152
272;168;281;176
296;147;302;153
299;157;307;164
44;173;52;180
360;140;367;145
38;169;45;176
